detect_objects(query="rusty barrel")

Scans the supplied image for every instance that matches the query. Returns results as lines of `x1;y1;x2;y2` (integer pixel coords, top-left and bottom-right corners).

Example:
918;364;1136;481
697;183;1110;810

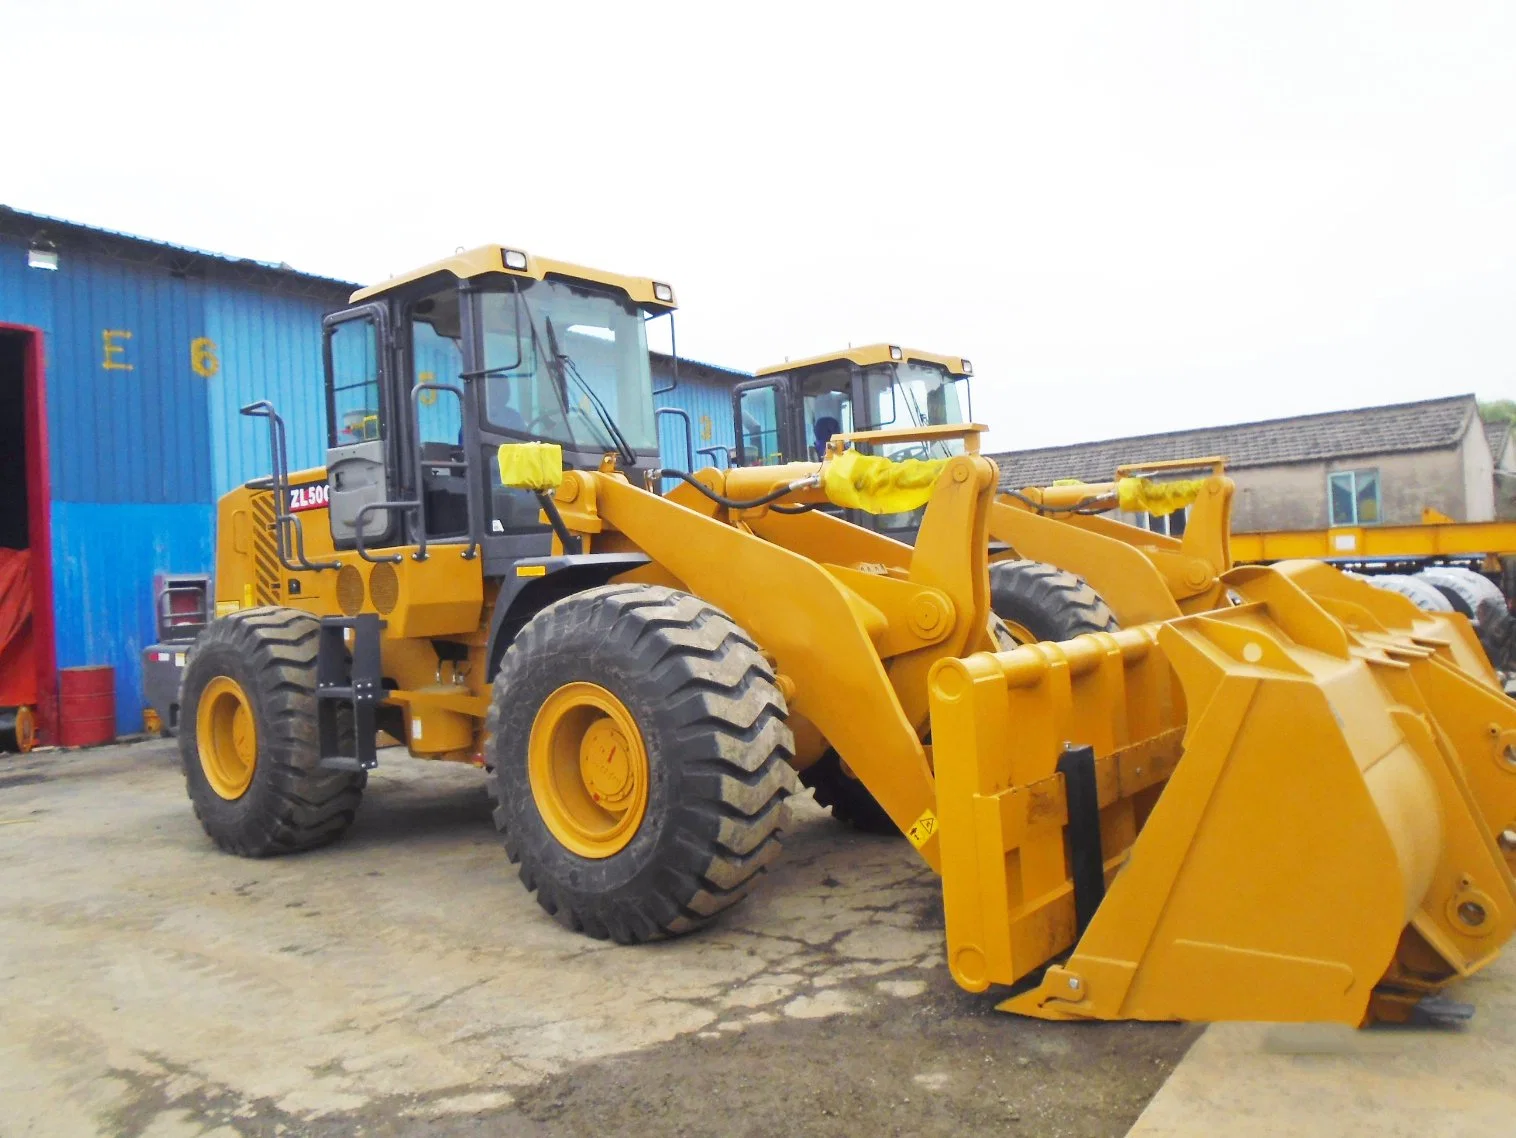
58;665;116;747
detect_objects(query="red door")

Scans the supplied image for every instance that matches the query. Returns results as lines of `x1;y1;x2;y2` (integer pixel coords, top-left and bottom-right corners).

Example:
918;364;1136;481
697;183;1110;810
0;324;57;746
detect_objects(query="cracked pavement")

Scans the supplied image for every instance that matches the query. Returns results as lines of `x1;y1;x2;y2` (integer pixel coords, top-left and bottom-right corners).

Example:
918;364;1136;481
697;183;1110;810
0;740;1194;1137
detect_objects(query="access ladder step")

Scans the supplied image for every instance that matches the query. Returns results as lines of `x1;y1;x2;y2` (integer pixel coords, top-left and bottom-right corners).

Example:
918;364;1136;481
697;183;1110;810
315;613;384;772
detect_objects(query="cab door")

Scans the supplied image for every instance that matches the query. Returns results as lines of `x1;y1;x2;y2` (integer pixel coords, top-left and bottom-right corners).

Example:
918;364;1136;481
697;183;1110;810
732;378;790;466
322;303;396;548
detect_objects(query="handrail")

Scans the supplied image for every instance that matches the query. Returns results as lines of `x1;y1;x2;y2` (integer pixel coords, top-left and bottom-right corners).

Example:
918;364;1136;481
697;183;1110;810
354;501;419;564
696;444;731;469
655;406;695;474
240;401;339;572
410;382;479;561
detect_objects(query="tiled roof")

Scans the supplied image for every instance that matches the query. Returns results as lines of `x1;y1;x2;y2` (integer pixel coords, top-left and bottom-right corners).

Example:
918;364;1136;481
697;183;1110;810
992;394;1478;490
1484;421;1510;467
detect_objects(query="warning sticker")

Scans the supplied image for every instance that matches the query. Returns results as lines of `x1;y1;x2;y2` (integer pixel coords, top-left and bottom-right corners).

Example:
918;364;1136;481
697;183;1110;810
905;809;938;849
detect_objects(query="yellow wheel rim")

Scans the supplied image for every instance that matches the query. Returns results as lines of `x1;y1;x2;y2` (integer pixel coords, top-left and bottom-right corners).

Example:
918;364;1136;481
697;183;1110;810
528;682;649;859
1001;619;1038;645
14;706;35;753
197;676;258;799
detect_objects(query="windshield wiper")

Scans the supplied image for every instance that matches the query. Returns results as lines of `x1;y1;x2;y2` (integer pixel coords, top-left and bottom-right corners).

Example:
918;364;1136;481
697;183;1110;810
894;376;955;459
544;317;638;468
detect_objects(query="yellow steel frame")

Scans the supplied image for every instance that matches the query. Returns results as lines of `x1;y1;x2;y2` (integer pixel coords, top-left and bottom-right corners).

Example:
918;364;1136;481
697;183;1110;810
1232;517;1516;569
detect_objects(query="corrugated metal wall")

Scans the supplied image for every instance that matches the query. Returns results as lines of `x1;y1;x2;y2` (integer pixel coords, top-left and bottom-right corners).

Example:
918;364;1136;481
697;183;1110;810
652;357;744;471
0;232;347;732
206;287;335;493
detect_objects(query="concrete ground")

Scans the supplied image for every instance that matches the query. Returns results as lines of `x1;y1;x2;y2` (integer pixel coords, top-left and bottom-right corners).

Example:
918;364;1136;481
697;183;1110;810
1130;953;1516;1138
0;740;1196;1138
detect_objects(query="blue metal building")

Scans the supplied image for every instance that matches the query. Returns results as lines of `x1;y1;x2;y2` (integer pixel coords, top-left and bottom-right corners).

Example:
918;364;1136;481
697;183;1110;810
0;206;354;739
652;352;748;472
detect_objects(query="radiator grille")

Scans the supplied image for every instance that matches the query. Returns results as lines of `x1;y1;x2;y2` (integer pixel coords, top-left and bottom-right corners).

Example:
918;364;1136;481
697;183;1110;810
250;491;281;606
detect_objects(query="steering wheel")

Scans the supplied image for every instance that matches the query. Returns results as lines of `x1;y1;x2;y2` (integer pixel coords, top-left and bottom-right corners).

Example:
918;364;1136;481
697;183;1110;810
889;444;932;463
525;411;561;436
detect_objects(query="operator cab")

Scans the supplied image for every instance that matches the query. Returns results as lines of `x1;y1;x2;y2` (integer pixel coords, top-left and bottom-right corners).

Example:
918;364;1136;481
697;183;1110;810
319;246;676;570
732;345;974;534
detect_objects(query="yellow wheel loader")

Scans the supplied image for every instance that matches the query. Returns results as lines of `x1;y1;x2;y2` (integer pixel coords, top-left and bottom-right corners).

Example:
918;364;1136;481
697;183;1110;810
184;246;1516;1027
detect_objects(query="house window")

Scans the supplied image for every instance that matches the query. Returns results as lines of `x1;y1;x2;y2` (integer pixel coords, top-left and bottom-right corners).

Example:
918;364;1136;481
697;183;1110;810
1139;508;1188;537
1328;469;1380;525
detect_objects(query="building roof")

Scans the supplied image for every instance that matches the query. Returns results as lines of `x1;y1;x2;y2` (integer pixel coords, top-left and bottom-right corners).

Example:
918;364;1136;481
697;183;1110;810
0;204;357;297
991;394;1479;490
1484;421;1510;468
650;351;750;381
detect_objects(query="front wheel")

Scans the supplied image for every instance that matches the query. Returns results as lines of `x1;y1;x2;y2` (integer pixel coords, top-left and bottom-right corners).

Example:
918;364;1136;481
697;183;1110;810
485;584;796;943
178;607;365;856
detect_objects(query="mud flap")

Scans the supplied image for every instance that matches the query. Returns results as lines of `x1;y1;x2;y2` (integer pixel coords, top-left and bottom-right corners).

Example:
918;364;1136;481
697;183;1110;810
928;563;1516;1025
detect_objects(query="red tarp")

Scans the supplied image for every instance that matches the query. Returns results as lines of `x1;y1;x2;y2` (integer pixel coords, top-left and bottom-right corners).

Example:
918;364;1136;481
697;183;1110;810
0;548;36;707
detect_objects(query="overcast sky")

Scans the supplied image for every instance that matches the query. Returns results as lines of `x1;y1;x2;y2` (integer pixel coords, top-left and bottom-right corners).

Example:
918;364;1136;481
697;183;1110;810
4;1;1513;451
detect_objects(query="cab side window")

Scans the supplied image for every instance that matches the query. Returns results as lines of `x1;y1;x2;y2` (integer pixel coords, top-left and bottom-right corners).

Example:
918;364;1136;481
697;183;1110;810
739;386;781;466
409;290;465;447
328;317;381;445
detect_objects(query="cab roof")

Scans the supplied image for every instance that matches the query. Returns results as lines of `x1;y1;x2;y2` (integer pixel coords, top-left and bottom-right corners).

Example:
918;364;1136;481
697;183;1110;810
755;343;971;378
349;245;677;310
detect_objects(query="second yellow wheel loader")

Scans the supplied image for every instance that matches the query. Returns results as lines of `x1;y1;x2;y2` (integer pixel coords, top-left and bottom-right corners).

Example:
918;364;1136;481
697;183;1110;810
183;245;1516;1028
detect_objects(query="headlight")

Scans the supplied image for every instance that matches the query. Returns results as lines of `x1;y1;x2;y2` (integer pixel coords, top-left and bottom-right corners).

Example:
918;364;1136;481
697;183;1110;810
653;282;674;303
961;359;973;375
502;249;529;270
889;345;903;361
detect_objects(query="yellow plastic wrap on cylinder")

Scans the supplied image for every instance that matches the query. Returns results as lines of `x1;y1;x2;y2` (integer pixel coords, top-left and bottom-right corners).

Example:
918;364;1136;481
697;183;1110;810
497;442;564;491
822;449;947;515
1116;476;1205;517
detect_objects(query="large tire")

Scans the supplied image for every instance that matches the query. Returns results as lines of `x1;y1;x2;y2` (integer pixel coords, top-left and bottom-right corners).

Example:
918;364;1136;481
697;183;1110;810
989;559;1120;644
485;584;796;943
1416;567;1516;671
801;750;898;835
179;607;365;856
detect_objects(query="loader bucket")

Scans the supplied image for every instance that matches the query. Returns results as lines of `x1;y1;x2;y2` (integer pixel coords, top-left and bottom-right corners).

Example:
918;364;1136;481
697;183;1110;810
928;562;1516;1025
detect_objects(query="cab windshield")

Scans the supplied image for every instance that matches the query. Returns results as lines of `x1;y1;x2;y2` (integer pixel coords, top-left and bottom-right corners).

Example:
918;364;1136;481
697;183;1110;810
479;278;657;454
863;360;969;460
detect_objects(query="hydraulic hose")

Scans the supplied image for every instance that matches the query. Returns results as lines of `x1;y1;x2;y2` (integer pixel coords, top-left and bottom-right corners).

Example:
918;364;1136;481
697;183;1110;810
1002;489;1117;516
653;468;820;511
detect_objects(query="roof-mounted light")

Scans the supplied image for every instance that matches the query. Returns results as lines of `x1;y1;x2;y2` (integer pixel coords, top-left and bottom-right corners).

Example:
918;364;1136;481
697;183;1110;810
27;238;58;271
502;249;529;271
961;359;973;375
653;282;674;303
889;345;903;361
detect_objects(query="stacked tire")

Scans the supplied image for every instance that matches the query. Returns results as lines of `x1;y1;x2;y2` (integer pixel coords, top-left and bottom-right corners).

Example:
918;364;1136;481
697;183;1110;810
1415;567;1516;673
1364;568;1516;673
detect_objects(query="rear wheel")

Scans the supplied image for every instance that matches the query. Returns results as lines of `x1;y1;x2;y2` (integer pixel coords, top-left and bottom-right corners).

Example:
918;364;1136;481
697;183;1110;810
808;560;1121;835
0;705;34;753
801;750;898;834
179;607;365;856
989;559;1119;644
485;584;796;942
